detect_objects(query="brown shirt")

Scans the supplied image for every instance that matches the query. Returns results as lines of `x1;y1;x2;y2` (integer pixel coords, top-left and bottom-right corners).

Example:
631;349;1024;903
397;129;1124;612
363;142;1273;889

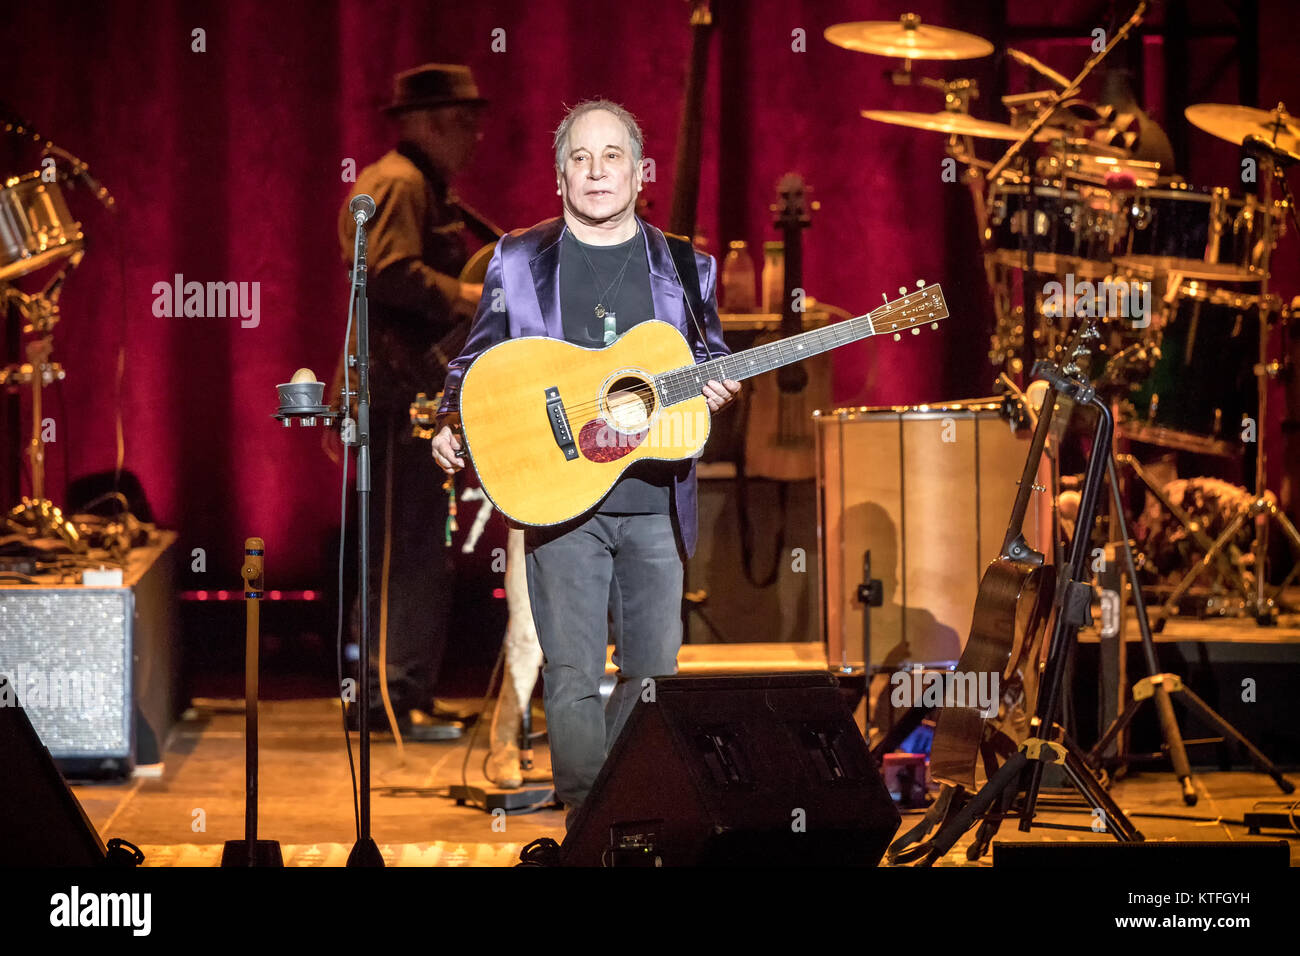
337;143;469;409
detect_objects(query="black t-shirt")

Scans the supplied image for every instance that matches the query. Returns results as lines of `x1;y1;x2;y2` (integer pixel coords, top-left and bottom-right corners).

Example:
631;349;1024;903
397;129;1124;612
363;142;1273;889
559;228;674;514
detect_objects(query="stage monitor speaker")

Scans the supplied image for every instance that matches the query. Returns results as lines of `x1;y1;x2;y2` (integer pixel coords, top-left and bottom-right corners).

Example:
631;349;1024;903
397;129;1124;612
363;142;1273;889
559;673;900;866
0;676;107;866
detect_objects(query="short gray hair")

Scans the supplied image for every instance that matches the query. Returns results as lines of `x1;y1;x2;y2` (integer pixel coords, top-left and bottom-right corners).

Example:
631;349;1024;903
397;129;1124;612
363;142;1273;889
553;99;644;169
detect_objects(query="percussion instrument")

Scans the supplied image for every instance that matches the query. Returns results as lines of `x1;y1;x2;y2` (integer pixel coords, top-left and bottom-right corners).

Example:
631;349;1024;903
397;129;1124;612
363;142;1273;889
1185;103;1300;155
0;173;83;282
1111;184;1280;283
825;14;993;60
862;109;1064;142
1120;283;1273;456
985;179;1116;278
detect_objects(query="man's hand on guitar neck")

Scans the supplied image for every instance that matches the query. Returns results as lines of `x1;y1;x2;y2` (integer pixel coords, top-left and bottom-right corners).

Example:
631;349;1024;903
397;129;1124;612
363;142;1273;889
702;378;741;413
431;415;466;475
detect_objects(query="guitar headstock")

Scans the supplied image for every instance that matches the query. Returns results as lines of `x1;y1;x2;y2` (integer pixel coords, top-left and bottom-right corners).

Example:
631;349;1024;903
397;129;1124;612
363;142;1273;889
870;281;948;340
771;173;818;233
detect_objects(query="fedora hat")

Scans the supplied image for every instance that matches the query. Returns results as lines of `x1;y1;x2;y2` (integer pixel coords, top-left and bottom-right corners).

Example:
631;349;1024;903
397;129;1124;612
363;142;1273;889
383;63;488;114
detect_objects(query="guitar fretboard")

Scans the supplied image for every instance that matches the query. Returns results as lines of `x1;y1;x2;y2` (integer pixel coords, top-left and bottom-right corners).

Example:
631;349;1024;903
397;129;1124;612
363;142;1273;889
656;284;945;406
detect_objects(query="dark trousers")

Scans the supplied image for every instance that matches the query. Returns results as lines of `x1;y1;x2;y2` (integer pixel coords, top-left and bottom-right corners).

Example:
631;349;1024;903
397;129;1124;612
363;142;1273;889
524;512;684;815
351;405;452;713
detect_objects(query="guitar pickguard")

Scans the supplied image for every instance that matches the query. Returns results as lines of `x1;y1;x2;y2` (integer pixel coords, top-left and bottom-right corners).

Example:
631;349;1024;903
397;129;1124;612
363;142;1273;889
577;419;647;463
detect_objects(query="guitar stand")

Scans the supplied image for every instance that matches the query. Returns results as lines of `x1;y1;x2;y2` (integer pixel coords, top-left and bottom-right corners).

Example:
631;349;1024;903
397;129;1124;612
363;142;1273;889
1087;454;1296;802
895;357;1145;865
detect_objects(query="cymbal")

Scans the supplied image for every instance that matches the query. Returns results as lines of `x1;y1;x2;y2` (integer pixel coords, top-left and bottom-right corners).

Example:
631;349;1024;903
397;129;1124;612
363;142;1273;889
826;14;993;60
1185;103;1300;154
861;109;1064;141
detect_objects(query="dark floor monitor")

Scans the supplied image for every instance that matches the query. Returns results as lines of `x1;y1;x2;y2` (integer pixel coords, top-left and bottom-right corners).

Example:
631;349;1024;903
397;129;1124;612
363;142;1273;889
560;672;900;866
0;677;107;866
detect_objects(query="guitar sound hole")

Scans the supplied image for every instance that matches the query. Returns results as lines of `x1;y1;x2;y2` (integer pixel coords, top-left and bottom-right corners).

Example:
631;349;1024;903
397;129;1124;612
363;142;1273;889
604;375;655;431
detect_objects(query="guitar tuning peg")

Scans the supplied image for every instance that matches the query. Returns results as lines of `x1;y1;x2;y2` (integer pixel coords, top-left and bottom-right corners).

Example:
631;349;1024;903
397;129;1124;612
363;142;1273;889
898;286;907;295
916;279;925;287
893;333;901;341
881;293;889;305
911;327;920;335
931;322;939;330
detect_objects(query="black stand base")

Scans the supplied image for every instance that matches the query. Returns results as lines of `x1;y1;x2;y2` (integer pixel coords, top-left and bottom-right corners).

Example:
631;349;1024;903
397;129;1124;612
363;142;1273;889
220;840;284;867
1089;676;1296;802
346;837;385;868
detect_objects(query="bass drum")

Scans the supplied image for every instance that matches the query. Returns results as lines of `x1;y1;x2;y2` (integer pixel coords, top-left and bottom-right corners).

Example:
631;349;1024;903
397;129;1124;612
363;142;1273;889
1121;284;1267;457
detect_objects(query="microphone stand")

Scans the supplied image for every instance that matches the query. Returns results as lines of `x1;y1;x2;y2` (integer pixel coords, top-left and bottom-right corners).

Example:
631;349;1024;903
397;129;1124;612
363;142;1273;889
347;212;384;868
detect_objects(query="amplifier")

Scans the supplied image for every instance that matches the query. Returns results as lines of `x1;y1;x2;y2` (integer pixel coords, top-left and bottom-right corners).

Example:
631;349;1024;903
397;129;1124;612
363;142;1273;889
0;588;135;773
0;533;179;776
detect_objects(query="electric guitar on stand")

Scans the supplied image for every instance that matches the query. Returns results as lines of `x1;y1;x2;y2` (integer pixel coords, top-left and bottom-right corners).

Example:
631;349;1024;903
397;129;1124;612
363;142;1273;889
455;284;949;526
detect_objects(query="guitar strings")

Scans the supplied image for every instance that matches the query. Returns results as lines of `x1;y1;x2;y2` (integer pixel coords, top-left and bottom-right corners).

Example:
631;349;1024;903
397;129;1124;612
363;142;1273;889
533;300;939;422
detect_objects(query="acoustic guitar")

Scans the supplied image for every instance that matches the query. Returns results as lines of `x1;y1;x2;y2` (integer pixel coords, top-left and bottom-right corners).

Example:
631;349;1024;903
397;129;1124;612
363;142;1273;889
743;173;831;481
456;283;948;526
928;390;1057;790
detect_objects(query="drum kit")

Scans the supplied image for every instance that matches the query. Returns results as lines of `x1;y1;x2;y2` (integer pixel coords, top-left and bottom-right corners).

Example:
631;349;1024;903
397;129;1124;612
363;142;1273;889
826;6;1300;621
1;110;113;549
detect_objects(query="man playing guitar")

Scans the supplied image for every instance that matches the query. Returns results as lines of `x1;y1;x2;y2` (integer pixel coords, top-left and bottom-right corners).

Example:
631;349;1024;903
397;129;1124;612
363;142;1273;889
430;100;740;826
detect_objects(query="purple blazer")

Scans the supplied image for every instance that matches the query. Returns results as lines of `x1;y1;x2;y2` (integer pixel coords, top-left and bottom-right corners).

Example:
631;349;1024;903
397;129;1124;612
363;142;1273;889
438;216;730;559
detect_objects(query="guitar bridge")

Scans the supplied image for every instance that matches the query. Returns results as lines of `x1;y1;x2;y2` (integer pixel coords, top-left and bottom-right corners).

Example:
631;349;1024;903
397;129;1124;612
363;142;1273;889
545;386;578;460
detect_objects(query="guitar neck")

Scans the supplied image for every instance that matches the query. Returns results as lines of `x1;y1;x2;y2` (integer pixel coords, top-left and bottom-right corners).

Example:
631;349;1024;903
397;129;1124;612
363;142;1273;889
656;283;947;406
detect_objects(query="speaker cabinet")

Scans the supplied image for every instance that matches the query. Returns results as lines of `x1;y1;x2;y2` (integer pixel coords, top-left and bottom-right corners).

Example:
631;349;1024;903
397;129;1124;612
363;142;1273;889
0;535;179;775
559;673;900;866
0;677;107;866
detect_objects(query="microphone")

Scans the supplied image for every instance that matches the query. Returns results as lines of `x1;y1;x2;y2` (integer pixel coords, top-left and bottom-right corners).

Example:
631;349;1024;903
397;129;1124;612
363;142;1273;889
1007;48;1070;89
350;193;377;225
1243;134;1300;168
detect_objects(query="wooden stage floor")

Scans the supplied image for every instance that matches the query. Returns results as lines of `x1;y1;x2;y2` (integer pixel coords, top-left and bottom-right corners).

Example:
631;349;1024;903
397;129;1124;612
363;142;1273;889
70;691;1300;867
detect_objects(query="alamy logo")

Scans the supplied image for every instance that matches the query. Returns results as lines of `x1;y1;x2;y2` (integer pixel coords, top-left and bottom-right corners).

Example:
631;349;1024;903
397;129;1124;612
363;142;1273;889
151;274;260;327
1;664;109;710
1042;274;1150;326
890;664;1000;718
49;886;151;936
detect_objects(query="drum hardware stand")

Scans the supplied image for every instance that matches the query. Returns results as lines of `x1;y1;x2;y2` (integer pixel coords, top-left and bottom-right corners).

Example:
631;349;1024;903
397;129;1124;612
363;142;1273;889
1114;452;1258;619
2;258;84;549
1086;454;1296;803
221;538;284;867
1149;143;1300;626
896;333;1146;865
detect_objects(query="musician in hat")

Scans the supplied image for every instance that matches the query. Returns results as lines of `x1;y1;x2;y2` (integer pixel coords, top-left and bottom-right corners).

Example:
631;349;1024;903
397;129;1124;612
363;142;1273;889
337;63;490;740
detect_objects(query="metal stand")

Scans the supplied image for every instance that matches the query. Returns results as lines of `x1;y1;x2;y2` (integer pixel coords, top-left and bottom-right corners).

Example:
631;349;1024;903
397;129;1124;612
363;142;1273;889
346;220;384;868
1088;458;1296;800
221;538;284;867
903;354;1145;864
2;263;84;549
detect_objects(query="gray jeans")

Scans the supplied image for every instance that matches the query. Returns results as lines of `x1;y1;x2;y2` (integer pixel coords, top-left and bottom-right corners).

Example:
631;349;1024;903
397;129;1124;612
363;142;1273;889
525;512;684;815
